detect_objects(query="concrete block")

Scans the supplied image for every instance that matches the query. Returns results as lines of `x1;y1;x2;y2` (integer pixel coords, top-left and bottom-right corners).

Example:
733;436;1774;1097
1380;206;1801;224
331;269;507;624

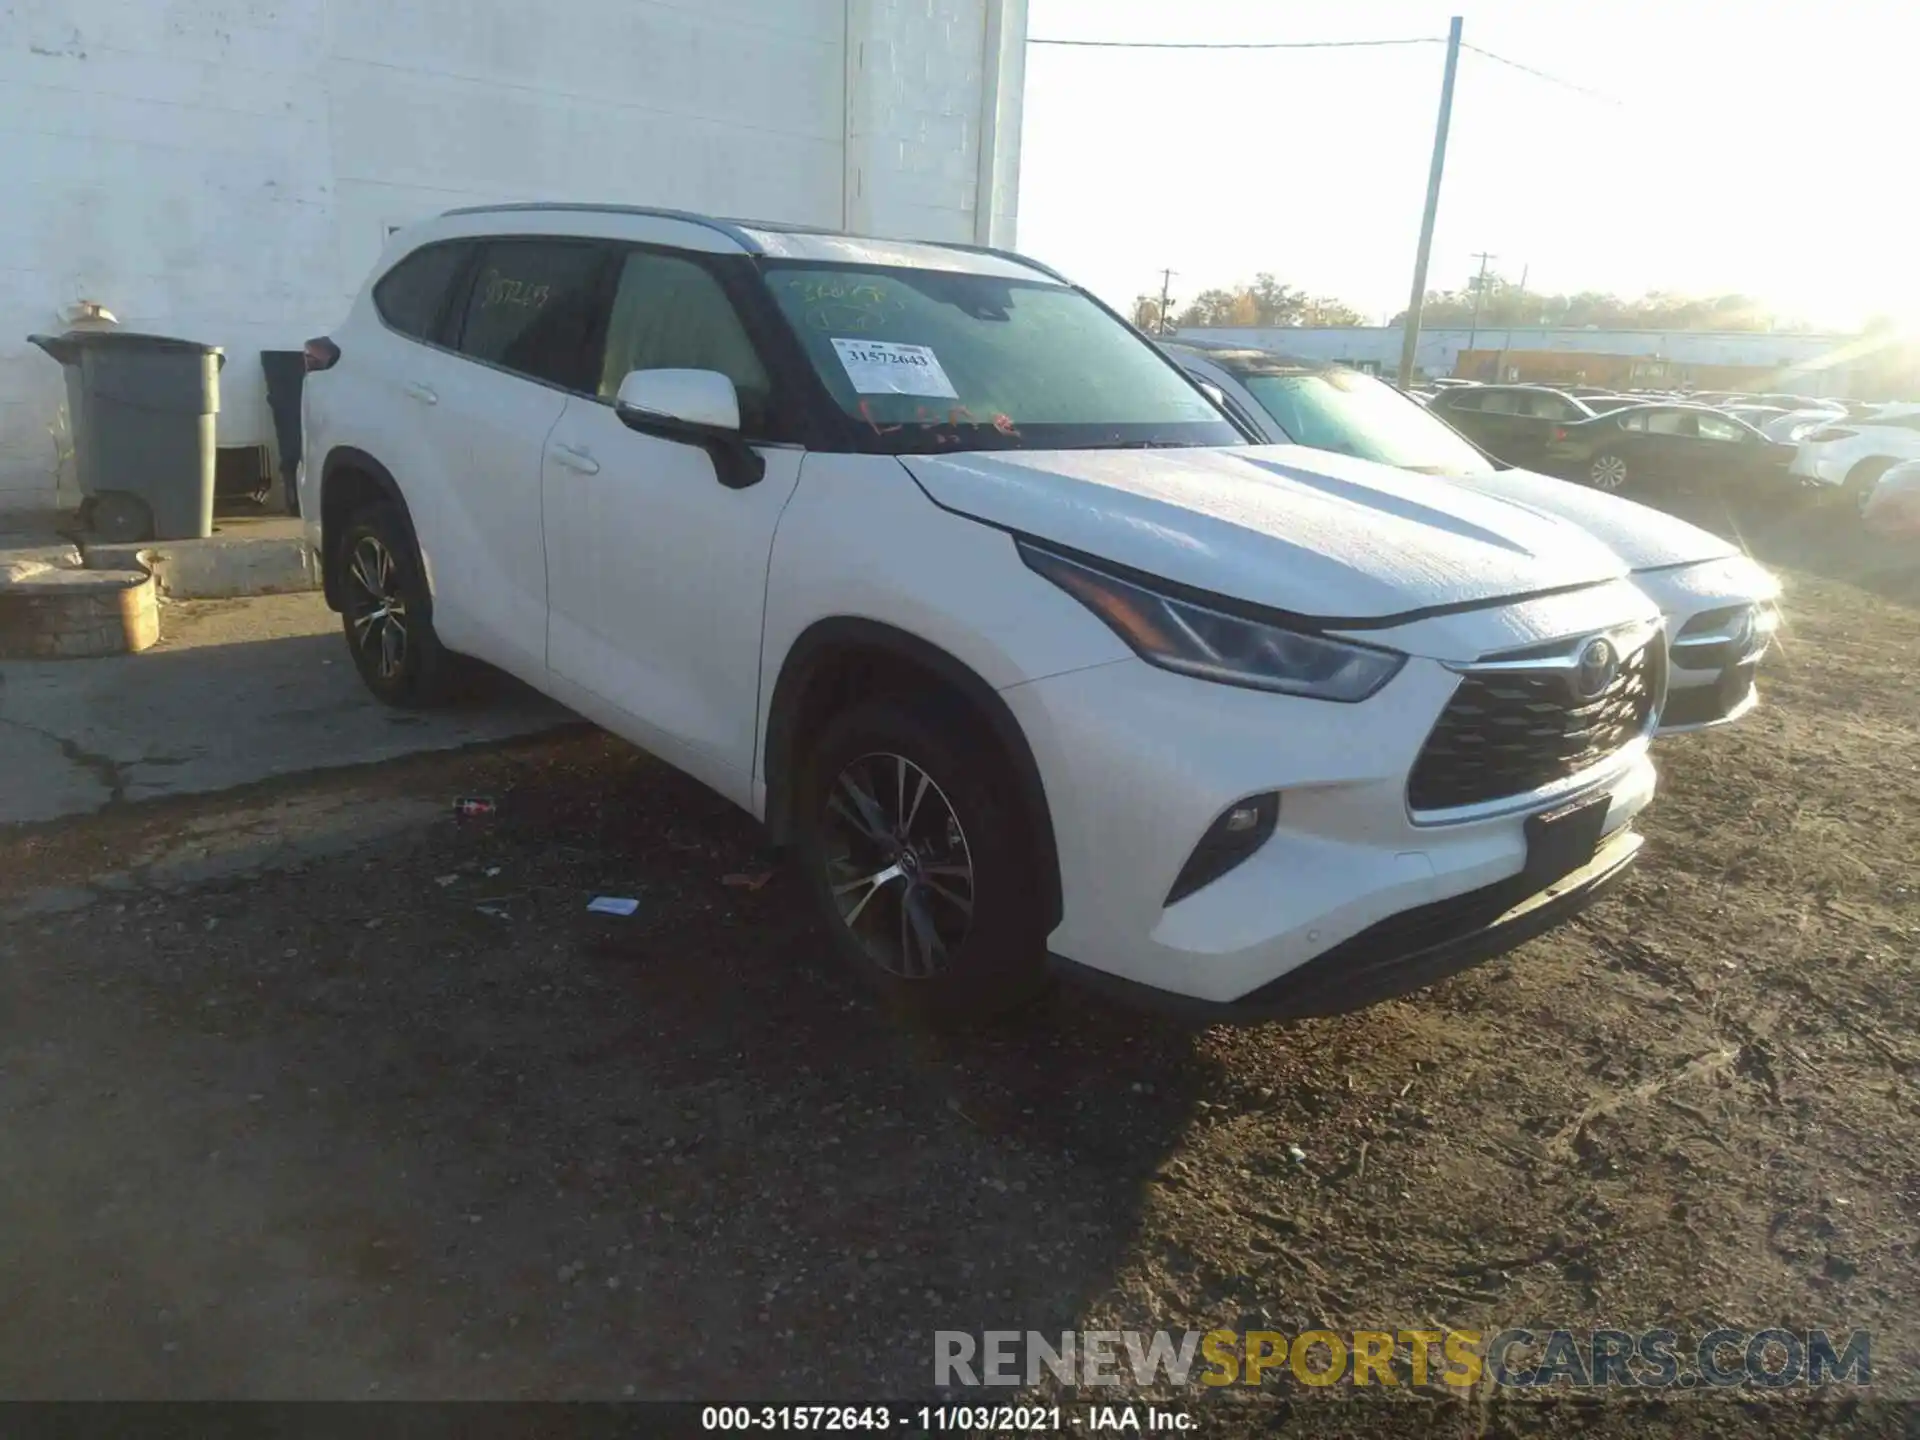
0;565;158;658
86;517;320;600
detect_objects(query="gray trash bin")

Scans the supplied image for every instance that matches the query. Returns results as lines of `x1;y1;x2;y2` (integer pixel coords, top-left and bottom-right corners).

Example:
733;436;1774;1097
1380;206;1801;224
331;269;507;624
28;331;224;542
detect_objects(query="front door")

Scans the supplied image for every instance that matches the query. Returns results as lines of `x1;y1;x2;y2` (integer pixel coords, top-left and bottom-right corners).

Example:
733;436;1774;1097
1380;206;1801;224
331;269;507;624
542;247;804;799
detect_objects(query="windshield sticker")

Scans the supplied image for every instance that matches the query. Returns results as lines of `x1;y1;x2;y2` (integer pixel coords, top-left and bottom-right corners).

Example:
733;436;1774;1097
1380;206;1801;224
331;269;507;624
831;339;959;400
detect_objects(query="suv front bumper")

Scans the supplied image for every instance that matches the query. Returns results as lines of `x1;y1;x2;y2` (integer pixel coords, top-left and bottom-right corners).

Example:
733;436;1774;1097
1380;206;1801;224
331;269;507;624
1004;653;1658;1010
1052;825;1640;1022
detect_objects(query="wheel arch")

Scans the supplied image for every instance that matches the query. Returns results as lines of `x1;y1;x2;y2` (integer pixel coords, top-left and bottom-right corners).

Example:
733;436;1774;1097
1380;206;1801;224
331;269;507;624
318;448;421;611
1845;454;1897;487
762;617;1063;932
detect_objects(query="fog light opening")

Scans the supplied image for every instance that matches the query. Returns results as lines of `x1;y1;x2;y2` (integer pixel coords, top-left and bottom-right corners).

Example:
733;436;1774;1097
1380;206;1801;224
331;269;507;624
1166;793;1280;905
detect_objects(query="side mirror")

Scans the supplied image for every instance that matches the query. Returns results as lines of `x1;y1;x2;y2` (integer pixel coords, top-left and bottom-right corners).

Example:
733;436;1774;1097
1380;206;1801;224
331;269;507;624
614;368;765;490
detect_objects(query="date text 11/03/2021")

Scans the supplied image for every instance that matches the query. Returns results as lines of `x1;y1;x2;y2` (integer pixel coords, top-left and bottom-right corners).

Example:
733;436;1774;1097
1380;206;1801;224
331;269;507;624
700;1406;1190;1432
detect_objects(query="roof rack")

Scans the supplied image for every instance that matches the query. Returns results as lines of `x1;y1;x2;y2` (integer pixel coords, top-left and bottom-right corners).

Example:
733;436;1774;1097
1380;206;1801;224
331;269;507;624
440;202;762;251
437;203;1071;282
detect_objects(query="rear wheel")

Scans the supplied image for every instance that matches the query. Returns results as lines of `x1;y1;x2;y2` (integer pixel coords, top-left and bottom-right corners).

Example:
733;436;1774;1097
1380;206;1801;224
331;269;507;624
1589;452;1630;491
334;503;458;707
796;696;1048;1024
1845;457;1895;518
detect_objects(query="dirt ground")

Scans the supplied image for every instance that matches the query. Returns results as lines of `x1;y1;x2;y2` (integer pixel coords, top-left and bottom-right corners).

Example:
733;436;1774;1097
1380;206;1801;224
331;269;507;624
0;509;1914;1436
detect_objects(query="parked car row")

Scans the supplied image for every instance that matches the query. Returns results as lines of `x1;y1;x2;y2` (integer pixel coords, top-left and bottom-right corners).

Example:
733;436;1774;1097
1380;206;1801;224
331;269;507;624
301;207;1779;1028
1421;384;1803;505
1409;377;1920;524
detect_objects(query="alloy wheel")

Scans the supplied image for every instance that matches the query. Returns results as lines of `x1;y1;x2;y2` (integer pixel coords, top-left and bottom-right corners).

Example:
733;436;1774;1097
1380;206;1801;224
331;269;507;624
1591;454;1629;491
345;535;408;681
819;752;975;979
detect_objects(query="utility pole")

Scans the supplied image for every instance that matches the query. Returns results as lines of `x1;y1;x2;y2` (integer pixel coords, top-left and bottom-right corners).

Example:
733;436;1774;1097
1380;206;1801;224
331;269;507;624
1395;15;1463;390
1158;269;1177;334
1497;262;1527;383
1465;250;1497;361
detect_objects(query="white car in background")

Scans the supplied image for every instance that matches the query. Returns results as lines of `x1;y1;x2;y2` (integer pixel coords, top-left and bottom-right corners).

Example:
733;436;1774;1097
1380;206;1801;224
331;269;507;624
1167;341;1780;732
1791;404;1920;510
1759;409;1848;444
299;204;1672;1024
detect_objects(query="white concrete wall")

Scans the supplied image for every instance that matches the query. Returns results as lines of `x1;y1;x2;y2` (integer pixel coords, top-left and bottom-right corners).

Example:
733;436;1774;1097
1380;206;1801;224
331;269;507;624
0;0;1025;516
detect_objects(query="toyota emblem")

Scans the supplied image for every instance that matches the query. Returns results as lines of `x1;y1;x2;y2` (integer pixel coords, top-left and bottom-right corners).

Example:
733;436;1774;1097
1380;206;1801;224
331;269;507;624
1574;638;1618;699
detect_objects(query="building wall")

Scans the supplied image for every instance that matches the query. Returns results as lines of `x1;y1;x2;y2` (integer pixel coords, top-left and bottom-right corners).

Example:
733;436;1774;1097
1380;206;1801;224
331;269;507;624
0;0;1025;516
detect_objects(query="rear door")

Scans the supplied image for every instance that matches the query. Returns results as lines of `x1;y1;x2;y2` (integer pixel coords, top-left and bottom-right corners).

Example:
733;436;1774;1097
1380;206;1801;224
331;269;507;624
1693;411;1760;487
430;238;615;678
336;240;478;593
1637;408;1701;485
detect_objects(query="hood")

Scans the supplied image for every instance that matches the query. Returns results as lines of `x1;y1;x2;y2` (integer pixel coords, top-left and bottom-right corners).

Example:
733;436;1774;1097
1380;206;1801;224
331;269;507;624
1454;467;1740;571
901;445;1627;622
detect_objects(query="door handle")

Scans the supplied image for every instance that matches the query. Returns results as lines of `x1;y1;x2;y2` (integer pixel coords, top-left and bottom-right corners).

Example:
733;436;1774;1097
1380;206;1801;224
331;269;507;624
551;444;600;476
403;381;438;405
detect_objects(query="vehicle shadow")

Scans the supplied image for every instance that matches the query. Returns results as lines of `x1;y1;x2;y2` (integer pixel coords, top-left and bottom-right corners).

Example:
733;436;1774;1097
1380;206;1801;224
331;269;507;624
0;735;1240;1401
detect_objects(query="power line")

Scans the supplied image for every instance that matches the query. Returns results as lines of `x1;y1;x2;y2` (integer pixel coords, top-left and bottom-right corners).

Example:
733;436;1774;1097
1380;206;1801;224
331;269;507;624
1459;42;1624;105
1025;30;1625;107
1027;34;1441;51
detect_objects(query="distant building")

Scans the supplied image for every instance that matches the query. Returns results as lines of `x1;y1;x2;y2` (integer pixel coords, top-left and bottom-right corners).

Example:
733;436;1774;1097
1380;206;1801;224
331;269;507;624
1174;325;1877;397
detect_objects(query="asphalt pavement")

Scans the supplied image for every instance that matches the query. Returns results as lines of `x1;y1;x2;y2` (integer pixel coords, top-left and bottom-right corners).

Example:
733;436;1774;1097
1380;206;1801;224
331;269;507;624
0;592;572;825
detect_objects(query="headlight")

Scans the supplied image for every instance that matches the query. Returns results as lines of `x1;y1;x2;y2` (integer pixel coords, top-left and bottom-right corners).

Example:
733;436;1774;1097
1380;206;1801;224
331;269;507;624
1018;541;1406;702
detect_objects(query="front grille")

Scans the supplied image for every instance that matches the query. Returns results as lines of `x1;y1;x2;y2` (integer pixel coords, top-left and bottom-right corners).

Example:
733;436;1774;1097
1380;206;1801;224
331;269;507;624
1409;640;1663;813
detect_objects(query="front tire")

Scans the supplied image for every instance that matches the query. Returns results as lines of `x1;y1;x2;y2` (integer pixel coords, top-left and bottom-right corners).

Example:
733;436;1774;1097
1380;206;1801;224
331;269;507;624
334;503;458;707
1589;452;1630;491
796;696;1049;1023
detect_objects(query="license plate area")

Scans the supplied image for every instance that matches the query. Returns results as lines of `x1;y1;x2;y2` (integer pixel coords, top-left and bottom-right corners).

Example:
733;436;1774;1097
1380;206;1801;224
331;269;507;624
1523;793;1611;891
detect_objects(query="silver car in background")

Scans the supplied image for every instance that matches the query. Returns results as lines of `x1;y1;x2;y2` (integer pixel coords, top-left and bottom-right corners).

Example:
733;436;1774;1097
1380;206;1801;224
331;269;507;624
1166;340;1780;733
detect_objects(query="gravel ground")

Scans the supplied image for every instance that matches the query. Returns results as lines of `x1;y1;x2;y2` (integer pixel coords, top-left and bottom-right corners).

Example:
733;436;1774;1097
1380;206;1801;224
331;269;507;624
0;531;1914;1435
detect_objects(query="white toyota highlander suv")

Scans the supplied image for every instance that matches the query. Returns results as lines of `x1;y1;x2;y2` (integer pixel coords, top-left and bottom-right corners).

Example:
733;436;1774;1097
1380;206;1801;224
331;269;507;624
300;204;1668;1024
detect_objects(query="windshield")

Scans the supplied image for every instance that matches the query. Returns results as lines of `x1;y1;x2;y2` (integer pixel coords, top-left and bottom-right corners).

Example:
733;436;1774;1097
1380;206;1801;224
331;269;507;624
762;264;1240;453
1234;367;1498;476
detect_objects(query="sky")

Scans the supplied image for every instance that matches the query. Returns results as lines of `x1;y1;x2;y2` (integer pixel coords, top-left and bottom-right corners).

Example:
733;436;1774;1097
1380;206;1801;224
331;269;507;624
1016;0;1916;332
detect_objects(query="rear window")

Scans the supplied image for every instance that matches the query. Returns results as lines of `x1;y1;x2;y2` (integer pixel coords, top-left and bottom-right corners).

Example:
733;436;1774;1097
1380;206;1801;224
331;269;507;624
372;243;471;342
453;240;610;391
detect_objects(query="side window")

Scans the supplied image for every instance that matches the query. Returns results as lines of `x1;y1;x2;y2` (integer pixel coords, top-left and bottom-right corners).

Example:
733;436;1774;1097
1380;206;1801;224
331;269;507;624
454;240;609;391
596;249;773;436
1696;415;1747;442
1618;412;1648;432
1644;410;1693;436
1441;390;1482;412
1478;391;1523;415
1524;393;1579;420
372;243;471;342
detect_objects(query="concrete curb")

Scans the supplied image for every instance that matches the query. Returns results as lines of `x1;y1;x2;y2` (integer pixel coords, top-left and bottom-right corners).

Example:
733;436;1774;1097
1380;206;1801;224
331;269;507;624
86;525;320;600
